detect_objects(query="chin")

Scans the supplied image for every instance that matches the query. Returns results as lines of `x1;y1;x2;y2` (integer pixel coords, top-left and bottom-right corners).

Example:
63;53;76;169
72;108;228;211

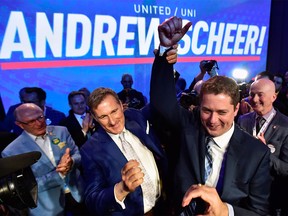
207;128;224;137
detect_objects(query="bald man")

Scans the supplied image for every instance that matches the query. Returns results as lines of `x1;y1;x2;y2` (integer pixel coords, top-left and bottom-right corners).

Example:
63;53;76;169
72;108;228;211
237;78;288;215
1;103;83;216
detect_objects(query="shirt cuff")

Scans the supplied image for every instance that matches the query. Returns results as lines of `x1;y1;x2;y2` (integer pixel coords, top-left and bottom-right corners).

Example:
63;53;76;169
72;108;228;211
114;184;126;209
82;129;87;137
159;45;171;56
227;203;234;216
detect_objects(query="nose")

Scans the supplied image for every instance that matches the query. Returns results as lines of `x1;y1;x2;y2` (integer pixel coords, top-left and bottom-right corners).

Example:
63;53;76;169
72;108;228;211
209;112;218;124
107;115;115;125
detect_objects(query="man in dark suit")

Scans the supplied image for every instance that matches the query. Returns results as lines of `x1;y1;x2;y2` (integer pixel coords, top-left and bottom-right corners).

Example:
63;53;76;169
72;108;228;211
150;16;271;215
237;78;288;215
60;90;96;148
1;87;65;135
117;73;146;109
80;87;170;216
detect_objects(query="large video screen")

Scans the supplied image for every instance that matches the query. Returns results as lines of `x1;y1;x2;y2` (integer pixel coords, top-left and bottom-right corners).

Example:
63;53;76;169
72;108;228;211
0;0;271;114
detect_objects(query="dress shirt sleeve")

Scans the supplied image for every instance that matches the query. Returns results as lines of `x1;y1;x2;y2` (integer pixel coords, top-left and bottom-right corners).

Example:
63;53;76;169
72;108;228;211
113;184;126;209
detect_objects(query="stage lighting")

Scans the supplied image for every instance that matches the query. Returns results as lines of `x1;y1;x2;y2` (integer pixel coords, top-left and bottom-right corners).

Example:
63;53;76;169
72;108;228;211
0;151;41;210
232;68;248;82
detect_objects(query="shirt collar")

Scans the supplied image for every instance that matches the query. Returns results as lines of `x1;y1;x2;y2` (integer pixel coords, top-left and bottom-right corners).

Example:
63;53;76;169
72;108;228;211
107;127;127;139
25;131;48;141
74;113;85;120
212;122;235;150
256;107;275;121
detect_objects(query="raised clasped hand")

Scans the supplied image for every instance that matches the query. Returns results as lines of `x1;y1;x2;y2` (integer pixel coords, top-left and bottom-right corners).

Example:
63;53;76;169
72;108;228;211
158;16;192;47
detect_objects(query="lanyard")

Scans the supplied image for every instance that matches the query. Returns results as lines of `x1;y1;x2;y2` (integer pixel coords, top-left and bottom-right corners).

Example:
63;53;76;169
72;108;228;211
253;109;276;137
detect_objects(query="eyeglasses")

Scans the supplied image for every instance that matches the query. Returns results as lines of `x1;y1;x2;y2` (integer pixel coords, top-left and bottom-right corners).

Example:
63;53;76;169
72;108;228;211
17;115;45;126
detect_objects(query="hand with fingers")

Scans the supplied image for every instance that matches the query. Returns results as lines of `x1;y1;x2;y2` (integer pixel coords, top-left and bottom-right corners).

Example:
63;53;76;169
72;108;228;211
56;148;73;176
115;160;144;201
154;43;179;64
182;184;228;216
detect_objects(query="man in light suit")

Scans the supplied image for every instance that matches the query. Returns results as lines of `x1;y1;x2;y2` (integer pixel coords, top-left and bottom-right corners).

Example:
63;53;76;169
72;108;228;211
238;78;288;215
1;87;65;136
1;103;83;216
80;87;170;216
150;17;271;215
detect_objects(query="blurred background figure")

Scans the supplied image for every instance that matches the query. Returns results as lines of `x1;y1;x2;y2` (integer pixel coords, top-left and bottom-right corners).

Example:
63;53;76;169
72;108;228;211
117;73;146;110
175;77;187;100
60;90;97;148
79;87;91;104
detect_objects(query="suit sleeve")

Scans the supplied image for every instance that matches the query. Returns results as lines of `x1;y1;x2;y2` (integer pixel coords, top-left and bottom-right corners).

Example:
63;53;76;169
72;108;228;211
270;131;288;176
80;143;122;215
150;53;189;126
234;146;271;215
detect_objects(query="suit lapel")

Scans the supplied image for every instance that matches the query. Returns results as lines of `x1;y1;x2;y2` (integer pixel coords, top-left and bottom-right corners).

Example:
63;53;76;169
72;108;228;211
199;127;207;183
97;127;128;165
264;112;279;142
47;126;64;165
125;119;164;158
21;131;55;168
221;127;242;197
247;112;256;134
70;113;83;130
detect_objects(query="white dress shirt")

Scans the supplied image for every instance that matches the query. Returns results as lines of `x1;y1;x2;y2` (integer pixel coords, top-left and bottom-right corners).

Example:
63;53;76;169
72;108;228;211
109;128;160;213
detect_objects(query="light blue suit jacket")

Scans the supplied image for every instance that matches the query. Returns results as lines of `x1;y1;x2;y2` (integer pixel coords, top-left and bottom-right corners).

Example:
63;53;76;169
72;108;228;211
1;125;83;216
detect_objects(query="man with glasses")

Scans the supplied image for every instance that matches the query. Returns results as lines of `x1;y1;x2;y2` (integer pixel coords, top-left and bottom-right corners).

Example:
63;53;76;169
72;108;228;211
1;103;83;216
0;87;65;136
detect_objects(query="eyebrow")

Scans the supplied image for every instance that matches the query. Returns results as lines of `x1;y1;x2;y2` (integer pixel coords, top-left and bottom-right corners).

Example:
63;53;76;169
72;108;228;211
97;108;118;119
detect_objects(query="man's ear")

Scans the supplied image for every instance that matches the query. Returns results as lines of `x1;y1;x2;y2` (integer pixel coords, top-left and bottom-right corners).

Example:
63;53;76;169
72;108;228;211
15;121;24;129
234;103;240;117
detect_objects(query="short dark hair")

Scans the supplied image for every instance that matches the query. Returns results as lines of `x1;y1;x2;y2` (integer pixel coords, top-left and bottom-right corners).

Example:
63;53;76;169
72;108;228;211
200;76;240;109
121;73;133;82
68;91;86;105
256;71;274;81
25;87;47;101
88;88;121;115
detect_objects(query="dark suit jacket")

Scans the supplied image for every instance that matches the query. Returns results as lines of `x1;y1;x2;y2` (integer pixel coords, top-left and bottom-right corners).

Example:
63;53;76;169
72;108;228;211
60;110;97;148
117;89;146;109
238;111;288;211
80;109;167;216
150;54;271;215
237;111;288;176
0;104;65;135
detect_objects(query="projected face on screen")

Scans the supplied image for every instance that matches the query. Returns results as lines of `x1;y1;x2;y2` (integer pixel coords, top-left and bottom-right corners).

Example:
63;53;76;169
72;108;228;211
0;0;271;114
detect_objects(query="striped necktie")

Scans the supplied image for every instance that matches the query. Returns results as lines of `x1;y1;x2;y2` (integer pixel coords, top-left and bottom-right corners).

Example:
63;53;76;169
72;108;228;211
205;137;214;182
256;116;265;134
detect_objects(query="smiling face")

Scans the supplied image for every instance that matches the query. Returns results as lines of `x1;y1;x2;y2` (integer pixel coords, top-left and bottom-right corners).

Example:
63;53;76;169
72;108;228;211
92;94;125;134
249;79;277;116
200;93;239;137
15;103;47;136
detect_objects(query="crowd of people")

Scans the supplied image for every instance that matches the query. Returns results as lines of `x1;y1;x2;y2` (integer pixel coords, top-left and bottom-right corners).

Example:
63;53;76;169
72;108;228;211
0;16;288;216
